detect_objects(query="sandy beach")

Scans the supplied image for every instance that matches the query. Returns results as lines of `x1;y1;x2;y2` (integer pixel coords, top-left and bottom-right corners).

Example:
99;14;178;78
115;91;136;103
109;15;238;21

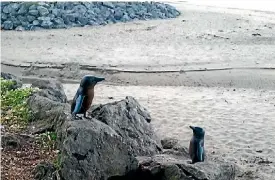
2;1;275;179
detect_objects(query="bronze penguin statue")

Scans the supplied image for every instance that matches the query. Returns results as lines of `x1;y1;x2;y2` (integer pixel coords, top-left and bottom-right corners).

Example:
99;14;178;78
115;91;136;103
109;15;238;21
71;75;105;119
189;126;205;164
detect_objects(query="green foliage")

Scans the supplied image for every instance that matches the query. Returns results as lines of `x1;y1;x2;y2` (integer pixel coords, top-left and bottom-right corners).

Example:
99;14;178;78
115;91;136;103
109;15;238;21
0;78;15;95
1;78;36;130
37;131;57;151
53;152;62;170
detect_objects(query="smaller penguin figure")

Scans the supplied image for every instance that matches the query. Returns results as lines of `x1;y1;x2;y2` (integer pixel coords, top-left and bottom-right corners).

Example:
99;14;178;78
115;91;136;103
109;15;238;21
189;126;205;164
71;75;105;119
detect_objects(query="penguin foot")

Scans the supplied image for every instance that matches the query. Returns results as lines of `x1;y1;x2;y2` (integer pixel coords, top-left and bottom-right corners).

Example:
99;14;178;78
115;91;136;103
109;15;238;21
72;114;83;120
84;116;92;120
83;113;92;119
187;160;193;164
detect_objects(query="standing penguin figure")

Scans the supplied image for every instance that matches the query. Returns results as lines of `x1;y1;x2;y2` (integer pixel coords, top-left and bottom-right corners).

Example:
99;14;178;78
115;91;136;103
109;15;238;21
189;126;205;164
71;75;105;119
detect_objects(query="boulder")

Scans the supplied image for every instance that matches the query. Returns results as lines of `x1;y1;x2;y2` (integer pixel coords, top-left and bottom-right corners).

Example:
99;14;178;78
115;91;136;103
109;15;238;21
27;93;69;134
27;15;36;22
1;72;23;90
15;26;24;31
37;2;51;9
33;20;40;26
59;96;161;180
161;137;179;149
72;5;87;16
37;6;49;16
51;9;61;17
110;145;236;180
127;153;237;180
90;96;160;154
29;4;37;11
27;79;69;134
29;9;39;16
17;3;28;15
102;2;115;9
41;20;53;29
31;79;67;103
2;20;13;30
53;17;64;25
1;13;7;20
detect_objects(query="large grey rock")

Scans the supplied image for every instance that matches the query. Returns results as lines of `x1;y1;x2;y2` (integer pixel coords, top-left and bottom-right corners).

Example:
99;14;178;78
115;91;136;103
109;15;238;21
60;119;136;180
37;2;50;9
90;96;161;154
31;79;67;103
114;8;124;20
41;20;53;29
2;20;13;30
59;96;161;180
55;2;65;10
1;72;22;90
32;20;40;26
29;4;37;11
15;26;24;31
2;3;20;14
2;4;11;14
53;17;64;25
27;79;69;134
1;13;7;20
161;137;179;149
128;153;237;180
102;2;115;9
27;15;36;22
9;16;22;27
37;16;50;22
51;9;61;17
17;3;28;15
77;16;89;26
37;6;49;16
29;9;39;16
121;14;131;22
62;13;76;24
72;5;87;16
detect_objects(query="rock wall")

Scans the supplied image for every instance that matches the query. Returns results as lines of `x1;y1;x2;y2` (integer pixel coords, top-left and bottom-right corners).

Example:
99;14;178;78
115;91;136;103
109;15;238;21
1;1;181;31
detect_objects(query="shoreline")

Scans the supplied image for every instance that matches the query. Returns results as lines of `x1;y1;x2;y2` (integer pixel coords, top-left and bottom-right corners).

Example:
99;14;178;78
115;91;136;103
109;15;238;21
3;64;275;90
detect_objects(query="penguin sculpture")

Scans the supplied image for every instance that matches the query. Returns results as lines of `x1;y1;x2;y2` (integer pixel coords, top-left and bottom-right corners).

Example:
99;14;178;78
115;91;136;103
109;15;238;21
71;75;105;119
189;126;205;164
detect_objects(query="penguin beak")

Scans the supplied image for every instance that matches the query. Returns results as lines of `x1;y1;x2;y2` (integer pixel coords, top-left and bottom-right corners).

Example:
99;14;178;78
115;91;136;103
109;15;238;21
189;126;195;130
95;77;105;82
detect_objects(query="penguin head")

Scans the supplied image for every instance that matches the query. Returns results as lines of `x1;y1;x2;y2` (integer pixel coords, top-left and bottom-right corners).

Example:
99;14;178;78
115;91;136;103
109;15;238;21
80;75;105;88
190;126;205;138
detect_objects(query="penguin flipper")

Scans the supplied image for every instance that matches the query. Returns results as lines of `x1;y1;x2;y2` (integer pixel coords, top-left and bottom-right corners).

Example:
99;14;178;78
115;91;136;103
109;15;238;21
197;141;204;162
72;94;85;114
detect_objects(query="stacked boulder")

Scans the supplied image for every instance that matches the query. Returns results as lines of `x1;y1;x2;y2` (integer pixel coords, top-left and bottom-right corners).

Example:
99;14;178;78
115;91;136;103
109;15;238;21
1;1;181;30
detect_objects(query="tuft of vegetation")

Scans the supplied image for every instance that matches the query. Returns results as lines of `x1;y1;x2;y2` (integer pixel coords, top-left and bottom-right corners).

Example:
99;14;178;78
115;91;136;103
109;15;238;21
1;78;37;131
53;152;62;170
36;131;58;151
